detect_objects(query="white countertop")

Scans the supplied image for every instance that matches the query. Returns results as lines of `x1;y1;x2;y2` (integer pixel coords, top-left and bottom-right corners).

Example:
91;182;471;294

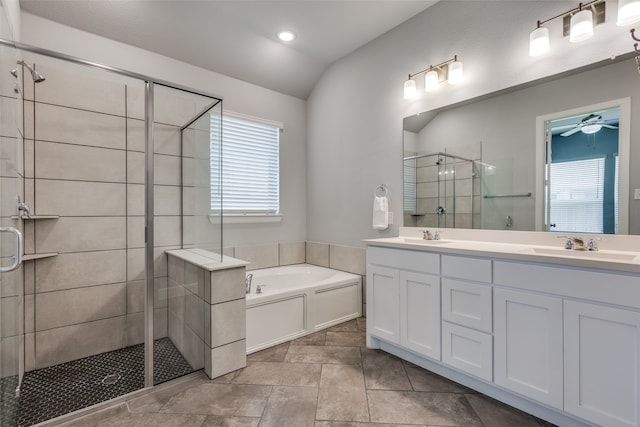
364;228;640;274
166;248;249;271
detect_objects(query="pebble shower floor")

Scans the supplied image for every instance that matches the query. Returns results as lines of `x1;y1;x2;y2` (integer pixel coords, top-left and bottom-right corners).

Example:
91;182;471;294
0;337;193;426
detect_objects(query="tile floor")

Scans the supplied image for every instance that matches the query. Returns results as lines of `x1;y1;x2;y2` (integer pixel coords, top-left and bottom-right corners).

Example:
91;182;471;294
60;318;557;427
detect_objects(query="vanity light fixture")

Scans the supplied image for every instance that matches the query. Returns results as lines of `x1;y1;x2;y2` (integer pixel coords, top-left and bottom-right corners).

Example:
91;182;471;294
529;0;605;56
403;55;463;99
617;0;640;25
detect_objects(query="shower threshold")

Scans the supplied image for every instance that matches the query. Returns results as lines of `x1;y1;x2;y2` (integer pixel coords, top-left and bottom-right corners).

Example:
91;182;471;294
15;337;193;427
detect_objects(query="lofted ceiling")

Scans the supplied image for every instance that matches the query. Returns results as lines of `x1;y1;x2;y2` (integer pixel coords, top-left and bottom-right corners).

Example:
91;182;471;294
19;0;437;99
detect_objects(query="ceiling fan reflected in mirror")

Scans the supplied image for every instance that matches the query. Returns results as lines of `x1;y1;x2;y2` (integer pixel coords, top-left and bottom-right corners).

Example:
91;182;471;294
559;113;619;137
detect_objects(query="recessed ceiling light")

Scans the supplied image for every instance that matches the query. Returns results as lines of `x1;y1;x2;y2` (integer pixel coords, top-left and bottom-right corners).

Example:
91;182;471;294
277;31;296;42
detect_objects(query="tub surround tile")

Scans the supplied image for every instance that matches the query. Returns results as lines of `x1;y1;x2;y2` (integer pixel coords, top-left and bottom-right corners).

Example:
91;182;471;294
306;241;329;267
211;299;246;348
316;364;369;422
210;267;245;304
329;244;365;276
235;244;279;271
279;241;305;265
206;339;247;380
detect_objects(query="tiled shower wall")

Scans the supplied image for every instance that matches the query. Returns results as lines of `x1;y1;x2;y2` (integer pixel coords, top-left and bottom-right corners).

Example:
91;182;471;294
21;60;199;370
408;142;482;229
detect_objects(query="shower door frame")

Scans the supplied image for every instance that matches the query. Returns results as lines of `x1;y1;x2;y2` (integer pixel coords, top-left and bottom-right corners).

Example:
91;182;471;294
0;37;223;390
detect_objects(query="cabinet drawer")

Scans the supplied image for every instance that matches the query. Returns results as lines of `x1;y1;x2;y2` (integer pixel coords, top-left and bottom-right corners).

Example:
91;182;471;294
442;321;493;382
442;279;492;333
367;246;439;275
441;255;491;283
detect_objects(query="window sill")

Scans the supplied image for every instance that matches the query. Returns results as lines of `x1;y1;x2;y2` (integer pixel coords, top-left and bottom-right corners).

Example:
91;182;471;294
209;214;283;224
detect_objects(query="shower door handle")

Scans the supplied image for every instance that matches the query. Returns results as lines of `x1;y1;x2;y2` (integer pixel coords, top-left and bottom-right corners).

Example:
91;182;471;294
0;227;23;273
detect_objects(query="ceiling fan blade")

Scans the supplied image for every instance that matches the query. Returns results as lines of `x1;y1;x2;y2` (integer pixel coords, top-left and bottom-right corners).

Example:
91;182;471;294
602;124;618;129
560;127;582;137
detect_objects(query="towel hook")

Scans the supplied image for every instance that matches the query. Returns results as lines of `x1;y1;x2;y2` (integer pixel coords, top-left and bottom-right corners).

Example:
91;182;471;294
374;184;388;198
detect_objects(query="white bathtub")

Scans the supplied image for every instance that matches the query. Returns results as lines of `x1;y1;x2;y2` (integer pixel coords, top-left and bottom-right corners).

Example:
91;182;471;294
245;264;362;353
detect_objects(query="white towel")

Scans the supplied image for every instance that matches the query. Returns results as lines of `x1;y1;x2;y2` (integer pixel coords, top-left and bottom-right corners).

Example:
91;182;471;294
373;196;389;230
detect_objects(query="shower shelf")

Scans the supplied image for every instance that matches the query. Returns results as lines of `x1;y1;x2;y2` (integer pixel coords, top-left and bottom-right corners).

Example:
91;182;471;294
23;252;58;261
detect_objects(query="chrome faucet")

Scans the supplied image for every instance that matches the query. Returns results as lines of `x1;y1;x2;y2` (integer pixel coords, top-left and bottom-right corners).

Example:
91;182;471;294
245;274;253;294
586;238;599;251
422;229;433;240
563;237;585;250
256;284;267;294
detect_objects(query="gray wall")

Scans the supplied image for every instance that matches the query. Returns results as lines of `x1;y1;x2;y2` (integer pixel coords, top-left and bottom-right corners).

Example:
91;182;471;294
307;1;636;246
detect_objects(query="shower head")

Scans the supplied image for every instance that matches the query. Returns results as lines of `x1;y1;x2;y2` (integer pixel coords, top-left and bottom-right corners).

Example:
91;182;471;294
9;68;17;78
17;60;45;83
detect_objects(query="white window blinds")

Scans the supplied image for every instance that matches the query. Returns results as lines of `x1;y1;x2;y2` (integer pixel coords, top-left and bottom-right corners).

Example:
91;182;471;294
549;158;604;233
211;114;280;214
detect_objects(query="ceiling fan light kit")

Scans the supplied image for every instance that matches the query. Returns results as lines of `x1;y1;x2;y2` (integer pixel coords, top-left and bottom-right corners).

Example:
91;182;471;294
558;113;619;137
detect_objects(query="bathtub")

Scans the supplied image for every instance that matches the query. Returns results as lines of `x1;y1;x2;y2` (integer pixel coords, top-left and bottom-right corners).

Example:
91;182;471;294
245;264;362;353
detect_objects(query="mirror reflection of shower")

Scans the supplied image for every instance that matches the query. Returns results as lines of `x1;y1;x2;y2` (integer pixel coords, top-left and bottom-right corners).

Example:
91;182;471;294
17;60;46;82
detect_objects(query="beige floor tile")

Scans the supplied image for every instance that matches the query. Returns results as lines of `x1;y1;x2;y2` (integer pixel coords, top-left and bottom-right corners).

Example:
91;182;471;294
291;331;326;346
356;318;367;332
247;342;290;362
367;390;483;426
327;319;358;332
201;415;260;426
316;364;369;423
259;386;318;427
362;349;412;391
285;345;361;365
403;361;475;393
465;394;544;427
324;331;366;347
95;412;207;426
231;361;321;387
159;383;271;417
315;423;428;427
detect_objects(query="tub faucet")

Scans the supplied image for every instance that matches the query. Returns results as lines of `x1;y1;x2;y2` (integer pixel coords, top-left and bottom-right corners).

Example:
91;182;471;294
245;274;253;294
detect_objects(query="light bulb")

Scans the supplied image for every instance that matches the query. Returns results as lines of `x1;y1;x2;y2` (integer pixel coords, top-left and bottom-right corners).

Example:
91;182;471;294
447;60;464;85
570;9;594;43
424;69;439;92
404;79;417;100
277;31;296;42
529;26;550;56
617;0;640;25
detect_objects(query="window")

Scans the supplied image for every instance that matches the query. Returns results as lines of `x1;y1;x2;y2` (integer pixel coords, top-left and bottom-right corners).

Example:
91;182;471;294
549;158;605;233
210;113;280;216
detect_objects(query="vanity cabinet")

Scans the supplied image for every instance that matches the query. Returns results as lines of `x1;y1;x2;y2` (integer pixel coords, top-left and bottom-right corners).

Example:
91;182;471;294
367;247;441;360
440;255;493;381
564;300;640;427
493;288;563;409
366;242;640;427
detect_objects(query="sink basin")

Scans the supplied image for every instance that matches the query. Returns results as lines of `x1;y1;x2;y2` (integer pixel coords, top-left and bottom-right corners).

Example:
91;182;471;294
520;247;638;262
402;238;452;245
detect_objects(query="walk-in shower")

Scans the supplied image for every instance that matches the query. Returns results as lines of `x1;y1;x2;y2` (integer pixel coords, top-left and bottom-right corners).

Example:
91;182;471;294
403;152;479;229
0;35;223;426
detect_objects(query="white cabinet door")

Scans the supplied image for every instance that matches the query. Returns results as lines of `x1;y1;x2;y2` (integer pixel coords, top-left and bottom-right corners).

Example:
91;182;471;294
400;271;440;360
564;300;640;427
442;321;492;381
367;265;400;343
493;288;563;409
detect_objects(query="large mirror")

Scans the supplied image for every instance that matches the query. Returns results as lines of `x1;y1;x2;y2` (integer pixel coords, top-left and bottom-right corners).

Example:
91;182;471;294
403;56;638;234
